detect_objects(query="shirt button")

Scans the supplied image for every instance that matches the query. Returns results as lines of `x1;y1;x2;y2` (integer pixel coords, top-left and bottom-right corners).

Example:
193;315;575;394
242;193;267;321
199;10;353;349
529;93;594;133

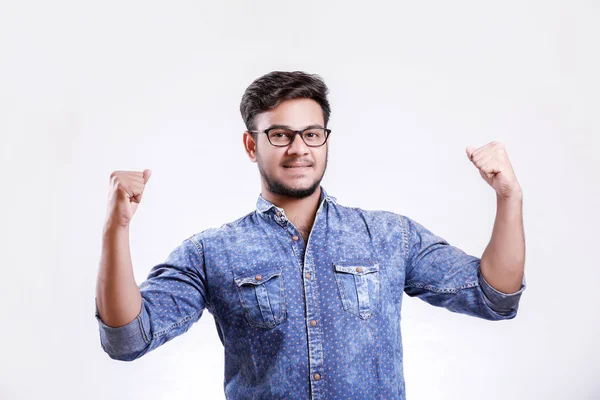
356;266;363;273
292;235;299;241
310;320;317;326
255;274;262;281
305;272;311;279
313;373;321;381
276;212;282;217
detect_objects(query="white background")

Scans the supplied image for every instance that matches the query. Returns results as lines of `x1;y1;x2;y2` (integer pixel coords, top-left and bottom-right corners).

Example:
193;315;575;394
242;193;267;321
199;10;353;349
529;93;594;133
1;1;598;399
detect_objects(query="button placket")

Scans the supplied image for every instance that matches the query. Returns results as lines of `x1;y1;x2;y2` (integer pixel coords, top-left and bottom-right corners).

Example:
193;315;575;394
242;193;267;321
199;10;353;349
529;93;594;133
301;213;325;399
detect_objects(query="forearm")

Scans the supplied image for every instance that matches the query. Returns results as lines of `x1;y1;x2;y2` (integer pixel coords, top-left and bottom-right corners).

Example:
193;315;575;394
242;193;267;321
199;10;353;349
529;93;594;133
480;190;525;294
95;223;143;327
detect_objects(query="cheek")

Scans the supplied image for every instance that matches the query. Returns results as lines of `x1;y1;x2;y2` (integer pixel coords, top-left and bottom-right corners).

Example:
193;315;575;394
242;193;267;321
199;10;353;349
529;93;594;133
257;150;280;168
316;151;328;167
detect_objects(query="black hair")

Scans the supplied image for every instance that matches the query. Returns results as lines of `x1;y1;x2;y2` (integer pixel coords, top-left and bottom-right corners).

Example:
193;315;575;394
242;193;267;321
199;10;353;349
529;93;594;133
240;71;331;132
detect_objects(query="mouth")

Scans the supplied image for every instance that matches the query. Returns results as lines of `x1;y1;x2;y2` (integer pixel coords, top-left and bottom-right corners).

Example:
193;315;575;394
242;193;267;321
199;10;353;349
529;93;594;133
283;164;313;169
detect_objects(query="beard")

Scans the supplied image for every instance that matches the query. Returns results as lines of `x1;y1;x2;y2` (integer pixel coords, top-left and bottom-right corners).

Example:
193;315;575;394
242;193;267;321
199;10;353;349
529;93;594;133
256;150;328;199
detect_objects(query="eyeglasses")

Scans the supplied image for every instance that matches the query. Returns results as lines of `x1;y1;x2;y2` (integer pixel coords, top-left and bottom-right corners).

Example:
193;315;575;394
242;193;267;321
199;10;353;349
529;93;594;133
248;127;331;147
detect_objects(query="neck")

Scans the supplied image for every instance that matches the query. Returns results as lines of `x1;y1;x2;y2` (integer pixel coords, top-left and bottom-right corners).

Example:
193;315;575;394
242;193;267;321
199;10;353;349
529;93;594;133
261;185;322;239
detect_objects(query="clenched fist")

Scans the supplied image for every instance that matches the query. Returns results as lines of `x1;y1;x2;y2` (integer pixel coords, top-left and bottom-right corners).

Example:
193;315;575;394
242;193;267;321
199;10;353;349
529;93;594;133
105;169;152;228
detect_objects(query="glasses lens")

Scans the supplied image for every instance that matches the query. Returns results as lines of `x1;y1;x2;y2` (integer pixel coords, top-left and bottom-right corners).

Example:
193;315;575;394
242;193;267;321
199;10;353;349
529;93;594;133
267;128;328;146
268;128;294;145
302;128;327;146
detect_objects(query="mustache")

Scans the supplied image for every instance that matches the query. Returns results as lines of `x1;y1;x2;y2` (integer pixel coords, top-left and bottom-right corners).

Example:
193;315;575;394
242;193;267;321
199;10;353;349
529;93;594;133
282;159;314;166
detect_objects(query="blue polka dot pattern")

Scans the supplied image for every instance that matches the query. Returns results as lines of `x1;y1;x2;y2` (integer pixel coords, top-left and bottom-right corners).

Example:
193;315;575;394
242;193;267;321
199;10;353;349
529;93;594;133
95;186;526;399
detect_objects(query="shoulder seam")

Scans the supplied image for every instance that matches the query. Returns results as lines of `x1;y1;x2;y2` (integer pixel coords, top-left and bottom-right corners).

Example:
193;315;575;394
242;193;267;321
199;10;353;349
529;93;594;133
185;236;213;312
399;214;409;259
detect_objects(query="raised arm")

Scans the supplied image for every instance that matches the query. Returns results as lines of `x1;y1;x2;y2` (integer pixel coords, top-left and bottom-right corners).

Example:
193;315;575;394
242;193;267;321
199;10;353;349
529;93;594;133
96;169;151;328
94;169;209;361
465;141;525;294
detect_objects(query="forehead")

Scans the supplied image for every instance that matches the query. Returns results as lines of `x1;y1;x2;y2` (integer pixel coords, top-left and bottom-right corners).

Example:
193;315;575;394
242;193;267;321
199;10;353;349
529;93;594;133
253;98;324;130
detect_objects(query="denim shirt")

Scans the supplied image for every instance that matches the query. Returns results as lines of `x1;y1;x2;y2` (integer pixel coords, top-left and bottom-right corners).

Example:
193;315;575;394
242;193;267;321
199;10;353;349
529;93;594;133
95;186;526;399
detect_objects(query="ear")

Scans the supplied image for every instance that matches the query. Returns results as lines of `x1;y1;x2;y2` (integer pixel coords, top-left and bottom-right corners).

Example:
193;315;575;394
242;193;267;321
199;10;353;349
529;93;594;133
243;131;258;162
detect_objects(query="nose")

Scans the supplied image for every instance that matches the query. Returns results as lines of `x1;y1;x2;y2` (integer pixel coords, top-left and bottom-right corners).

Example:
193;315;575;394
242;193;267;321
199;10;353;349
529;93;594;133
286;132;310;155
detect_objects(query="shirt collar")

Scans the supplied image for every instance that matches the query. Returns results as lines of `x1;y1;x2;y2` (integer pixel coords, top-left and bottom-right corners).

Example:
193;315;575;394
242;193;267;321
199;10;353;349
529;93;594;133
256;186;337;215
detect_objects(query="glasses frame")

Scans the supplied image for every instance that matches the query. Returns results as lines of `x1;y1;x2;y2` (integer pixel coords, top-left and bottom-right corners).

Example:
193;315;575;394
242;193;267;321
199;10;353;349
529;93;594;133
248;127;332;147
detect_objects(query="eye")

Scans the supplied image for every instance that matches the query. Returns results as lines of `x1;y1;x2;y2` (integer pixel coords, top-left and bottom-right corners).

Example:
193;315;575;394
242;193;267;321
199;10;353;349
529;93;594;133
303;130;322;138
269;130;291;138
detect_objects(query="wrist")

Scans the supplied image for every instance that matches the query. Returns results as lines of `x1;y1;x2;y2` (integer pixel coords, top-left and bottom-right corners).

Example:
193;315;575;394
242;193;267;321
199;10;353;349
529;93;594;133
497;185;523;202
103;217;131;234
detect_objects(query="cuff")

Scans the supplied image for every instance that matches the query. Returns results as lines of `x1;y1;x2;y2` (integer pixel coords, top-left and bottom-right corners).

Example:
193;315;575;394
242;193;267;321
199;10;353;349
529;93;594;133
95;298;151;360
478;268;527;316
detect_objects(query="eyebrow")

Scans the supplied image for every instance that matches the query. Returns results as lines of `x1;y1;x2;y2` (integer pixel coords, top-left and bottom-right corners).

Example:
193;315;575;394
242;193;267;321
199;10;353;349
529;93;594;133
266;124;324;130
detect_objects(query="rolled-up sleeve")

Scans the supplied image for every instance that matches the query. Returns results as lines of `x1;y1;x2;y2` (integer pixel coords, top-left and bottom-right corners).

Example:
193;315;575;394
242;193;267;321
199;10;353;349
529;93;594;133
94;299;151;361
95;236;209;361
478;268;526;316
402;215;527;321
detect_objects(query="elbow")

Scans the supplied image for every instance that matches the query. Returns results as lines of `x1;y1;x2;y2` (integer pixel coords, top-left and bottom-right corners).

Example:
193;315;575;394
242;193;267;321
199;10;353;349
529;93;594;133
99;339;149;362
95;301;152;361
481;303;521;321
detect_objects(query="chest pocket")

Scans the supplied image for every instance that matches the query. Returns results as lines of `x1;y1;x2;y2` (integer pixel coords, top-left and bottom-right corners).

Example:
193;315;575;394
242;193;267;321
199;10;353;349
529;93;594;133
333;261;381;320
233;266;287;329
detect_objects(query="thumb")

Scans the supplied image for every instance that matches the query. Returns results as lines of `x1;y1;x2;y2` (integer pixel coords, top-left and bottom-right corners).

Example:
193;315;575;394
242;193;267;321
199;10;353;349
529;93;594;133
143;169;152;184
465;145;477;161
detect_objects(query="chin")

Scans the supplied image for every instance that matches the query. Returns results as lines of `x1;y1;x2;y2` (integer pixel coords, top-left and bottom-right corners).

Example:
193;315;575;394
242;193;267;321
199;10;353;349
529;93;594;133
281;175;314;187
268;176;321;199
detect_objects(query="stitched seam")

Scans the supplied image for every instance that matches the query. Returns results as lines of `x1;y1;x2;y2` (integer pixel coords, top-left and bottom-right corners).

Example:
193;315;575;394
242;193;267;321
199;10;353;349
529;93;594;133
405;282;457;294
188;236;212;310
400;215;409;259
137;307;150;344
404;280;479;293
333;262;380;318
234;279;265;328
234;270;286;329
152;309;203;338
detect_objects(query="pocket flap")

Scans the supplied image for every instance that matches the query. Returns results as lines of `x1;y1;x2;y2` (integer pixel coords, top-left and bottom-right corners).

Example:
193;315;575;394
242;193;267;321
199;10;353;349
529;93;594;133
234;267;282;286
333;261;379;275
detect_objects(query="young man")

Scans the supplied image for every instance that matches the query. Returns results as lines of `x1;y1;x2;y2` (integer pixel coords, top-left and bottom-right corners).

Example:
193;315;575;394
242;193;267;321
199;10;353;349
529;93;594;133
95;71;527;399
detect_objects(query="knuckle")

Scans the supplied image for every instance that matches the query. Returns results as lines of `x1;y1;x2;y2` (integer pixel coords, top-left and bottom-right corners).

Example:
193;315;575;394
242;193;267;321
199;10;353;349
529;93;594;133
110;171;123;182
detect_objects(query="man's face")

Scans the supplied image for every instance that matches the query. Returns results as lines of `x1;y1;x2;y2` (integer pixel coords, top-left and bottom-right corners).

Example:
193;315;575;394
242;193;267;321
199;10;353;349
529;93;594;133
244;98;329;199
